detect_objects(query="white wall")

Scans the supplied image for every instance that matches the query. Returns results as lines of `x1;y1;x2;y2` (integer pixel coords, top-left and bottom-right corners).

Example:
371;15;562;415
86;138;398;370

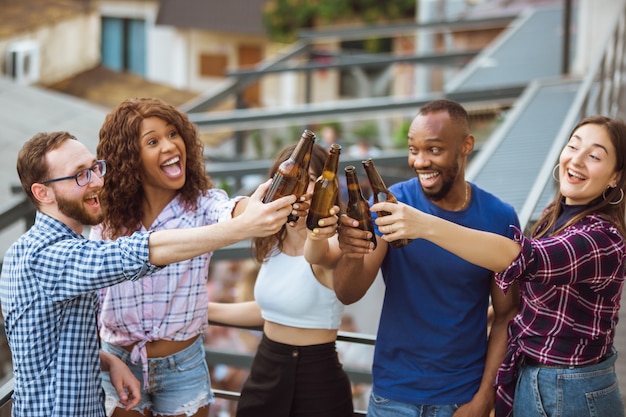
572;0;626;75
344;272;385;335
148;26;189;89
0;13;100;85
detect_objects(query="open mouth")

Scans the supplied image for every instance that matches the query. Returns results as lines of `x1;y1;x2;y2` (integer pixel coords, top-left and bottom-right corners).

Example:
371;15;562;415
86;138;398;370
161;156;183;177
418;171;440;187
567;168;586;182
85;194;99;206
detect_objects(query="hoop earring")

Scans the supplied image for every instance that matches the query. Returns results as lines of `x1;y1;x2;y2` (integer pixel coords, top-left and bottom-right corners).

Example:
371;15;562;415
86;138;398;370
552;165;560;182
603;187;624;205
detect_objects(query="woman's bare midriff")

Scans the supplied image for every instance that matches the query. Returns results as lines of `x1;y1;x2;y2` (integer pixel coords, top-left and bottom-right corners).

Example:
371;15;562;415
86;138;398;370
122;334;199;358
263;321;337;346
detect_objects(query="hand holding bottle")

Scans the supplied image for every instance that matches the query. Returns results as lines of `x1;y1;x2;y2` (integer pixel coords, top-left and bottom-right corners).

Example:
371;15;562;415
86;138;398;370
287;193;312;228
307;205;340;239
370;200;421;244
343;166;377;250
263;129;316;224
304;204;343;269
240;179;298;238
336;213;376;258
306;144;342;230
362;158;411;248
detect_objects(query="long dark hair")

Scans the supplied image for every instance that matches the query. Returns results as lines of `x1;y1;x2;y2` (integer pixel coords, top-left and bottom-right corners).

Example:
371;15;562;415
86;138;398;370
253;143;329;263
532;115;626;239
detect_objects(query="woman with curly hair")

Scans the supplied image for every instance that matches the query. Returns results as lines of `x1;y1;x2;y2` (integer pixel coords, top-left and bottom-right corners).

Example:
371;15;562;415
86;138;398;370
208;143;354;417
91;97;303;417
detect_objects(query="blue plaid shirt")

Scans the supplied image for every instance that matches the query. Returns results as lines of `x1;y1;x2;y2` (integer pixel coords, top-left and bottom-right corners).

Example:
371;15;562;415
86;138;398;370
0;212;161;417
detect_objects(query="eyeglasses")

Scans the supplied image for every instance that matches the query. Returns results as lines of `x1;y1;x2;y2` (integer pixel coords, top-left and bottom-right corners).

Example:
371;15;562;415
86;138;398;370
41;160;107;187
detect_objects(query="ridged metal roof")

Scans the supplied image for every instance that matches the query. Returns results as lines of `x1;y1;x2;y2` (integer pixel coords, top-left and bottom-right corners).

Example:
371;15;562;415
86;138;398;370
446;7;567;92
446;6;579;228
0;76;106;202
467;79;580;222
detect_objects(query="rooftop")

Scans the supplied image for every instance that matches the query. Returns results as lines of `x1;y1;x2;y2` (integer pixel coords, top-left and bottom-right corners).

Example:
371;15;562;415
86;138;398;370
156;0;268;35
45;65;199;110
0;0;93;39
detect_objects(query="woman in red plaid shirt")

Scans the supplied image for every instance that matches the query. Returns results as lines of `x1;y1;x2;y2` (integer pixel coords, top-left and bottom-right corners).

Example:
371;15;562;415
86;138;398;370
371;115;626;417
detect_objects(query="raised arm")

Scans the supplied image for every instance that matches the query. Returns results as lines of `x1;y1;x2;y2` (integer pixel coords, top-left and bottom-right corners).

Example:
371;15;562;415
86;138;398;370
208;301;264;328
333;214;386;305
148;180;296;265
304;205;342;269
372;201;521;272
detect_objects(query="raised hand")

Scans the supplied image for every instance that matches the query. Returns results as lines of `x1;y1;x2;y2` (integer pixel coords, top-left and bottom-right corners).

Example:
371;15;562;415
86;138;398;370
337;213;375;258
308;205;340;240
288;192;312;227
241;179;297;238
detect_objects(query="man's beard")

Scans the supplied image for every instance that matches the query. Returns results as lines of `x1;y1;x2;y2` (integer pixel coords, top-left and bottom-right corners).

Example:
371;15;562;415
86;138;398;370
57;194;103;226
421;159;459;202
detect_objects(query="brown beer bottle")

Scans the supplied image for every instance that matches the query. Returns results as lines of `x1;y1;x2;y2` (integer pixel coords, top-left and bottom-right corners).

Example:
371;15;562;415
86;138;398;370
306;144;342;230
344;166;377;249
262;129;316;223
288;132;315;223
362;158;412;248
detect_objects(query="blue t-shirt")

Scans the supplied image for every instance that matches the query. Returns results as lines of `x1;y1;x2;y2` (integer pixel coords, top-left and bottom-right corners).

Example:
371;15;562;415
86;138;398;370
371;178;519;405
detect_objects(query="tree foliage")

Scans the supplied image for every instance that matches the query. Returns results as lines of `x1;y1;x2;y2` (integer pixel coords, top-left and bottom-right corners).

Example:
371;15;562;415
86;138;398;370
263;0;417;42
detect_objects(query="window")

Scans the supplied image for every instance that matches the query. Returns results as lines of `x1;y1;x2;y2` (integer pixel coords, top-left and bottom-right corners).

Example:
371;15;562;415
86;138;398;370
200;53;228;77
101;17;146;76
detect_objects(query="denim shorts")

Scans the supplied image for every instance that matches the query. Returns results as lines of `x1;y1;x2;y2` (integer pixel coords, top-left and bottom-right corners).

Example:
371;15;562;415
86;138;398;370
101;337;213;416
514;348;624;417
367;391;460;417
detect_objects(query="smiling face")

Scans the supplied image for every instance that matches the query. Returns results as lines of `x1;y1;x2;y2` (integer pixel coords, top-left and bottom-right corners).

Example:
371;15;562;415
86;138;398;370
44;139;104;229
407;110;472;202
559;123;620;205
138;116;187;198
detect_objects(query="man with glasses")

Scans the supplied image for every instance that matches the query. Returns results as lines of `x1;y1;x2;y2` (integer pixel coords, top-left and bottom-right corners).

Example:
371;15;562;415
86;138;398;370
0;131;297;417
40;159;107;187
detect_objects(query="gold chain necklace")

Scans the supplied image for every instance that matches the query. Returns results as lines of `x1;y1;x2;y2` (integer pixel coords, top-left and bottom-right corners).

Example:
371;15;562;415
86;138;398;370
457;182;470;211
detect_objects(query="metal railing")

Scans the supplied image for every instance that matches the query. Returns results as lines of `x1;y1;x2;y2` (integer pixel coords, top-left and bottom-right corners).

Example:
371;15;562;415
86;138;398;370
181;13;518;114
0;327;375;416
202;325;375;416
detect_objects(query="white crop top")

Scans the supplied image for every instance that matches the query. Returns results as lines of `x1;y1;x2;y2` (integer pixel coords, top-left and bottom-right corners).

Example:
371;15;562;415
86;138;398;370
254;252;344;329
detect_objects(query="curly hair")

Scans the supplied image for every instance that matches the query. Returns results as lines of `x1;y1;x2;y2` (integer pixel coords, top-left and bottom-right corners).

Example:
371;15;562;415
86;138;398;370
253;142;329;263
97;97;213;239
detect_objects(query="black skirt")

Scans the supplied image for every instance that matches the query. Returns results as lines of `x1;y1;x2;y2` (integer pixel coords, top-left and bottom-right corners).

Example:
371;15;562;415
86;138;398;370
236;333;354;417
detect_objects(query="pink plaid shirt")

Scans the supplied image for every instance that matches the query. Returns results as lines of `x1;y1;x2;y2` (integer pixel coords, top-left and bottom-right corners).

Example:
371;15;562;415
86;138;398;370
90;190;243;383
